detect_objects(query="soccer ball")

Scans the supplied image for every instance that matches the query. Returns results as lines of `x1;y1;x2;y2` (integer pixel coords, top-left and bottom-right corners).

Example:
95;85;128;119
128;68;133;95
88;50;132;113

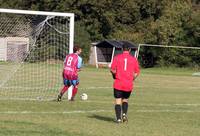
80;93;88;100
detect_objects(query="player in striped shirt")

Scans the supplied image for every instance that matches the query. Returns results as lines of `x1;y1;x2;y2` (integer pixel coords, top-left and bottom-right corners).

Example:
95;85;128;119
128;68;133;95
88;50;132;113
110;43;140;123
57;45;82;101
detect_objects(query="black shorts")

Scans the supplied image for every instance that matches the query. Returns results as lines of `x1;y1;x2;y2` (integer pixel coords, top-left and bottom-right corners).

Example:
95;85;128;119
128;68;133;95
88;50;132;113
114;88;131;99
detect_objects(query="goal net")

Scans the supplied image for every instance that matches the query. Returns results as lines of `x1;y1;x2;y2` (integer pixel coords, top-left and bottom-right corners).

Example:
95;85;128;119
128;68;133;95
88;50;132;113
0;9;74;100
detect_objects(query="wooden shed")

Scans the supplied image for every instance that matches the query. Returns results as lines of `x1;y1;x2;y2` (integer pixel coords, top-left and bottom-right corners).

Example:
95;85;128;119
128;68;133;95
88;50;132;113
0;37;29;62
89;40;138;68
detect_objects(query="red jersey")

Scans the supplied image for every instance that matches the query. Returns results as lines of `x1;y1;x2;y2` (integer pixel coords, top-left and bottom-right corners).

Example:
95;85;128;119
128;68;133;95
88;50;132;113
111;51;140;92
63;53;79;80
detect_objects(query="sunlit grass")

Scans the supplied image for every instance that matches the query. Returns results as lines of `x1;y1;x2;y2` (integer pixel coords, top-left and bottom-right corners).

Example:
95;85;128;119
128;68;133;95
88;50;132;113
1;65;200;136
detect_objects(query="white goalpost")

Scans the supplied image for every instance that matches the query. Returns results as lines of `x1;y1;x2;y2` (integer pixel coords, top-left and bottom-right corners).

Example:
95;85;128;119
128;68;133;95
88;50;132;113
138;44;200;50
138;44;200;74
0;8;75;100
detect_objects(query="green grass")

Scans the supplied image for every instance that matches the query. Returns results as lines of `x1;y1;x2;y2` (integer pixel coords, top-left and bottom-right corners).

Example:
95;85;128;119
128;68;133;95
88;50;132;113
1;66;200;136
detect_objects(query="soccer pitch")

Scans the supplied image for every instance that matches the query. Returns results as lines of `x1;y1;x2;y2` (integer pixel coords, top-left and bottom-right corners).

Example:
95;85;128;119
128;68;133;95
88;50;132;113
1;66;200;136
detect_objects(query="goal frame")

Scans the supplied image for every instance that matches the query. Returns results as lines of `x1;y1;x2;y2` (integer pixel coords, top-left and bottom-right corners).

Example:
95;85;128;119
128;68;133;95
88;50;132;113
137;43;200;68
0;8;75;54
0;8;75;100
138;43;200;57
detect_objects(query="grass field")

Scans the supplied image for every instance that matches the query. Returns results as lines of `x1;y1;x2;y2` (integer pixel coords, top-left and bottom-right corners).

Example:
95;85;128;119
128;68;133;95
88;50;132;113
1;66;200;136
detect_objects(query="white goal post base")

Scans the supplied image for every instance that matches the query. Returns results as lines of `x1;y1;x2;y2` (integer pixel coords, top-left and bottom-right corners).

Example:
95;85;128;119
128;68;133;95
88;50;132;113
67;86;73;100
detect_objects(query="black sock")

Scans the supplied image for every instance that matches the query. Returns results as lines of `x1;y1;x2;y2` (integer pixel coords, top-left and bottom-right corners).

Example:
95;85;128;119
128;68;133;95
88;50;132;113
115;104;121;120
59;93;63;97
122;102;128;115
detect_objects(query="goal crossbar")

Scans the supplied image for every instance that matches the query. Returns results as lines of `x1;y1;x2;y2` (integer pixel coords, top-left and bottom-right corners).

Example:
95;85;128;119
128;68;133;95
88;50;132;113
0;8;75;53
0;8;74;17
139;44;200;50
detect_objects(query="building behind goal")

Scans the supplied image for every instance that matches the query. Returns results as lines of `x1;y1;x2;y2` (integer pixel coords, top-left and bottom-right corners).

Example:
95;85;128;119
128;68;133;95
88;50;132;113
0;37;29;61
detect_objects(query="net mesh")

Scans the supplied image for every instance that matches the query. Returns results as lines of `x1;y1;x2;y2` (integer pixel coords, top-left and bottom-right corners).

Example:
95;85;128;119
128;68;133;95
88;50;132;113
0;12;71;100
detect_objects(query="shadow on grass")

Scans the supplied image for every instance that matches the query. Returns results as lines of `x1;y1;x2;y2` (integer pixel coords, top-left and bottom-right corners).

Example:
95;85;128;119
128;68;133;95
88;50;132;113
88;114;115;123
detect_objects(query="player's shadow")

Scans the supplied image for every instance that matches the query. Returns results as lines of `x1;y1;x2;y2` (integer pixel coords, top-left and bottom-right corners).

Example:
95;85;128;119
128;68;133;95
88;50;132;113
88;114;115;123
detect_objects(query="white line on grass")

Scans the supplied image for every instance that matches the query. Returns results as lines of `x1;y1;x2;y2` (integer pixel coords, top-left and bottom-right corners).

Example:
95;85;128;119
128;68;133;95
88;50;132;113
81;86;112;89
85;100;200;107
0;86;112;90
0;110;112;114
1;97;200;108
4;84;198;91
136;110;199;113
134;103;200;107
0;109;199;114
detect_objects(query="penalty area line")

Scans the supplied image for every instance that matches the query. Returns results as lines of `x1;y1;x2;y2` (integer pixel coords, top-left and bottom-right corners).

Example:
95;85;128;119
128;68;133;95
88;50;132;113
136;109;199;113
1;109;199;114
0;109;112;114
85;100;200;107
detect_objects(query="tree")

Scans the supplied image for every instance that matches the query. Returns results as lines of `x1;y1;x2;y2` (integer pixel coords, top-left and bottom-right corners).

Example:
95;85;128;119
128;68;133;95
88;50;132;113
0;0;199;67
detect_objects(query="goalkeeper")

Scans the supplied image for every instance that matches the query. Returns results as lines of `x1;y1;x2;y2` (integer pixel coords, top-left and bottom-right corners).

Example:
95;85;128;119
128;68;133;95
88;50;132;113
110;43;140;123
57;45;83;101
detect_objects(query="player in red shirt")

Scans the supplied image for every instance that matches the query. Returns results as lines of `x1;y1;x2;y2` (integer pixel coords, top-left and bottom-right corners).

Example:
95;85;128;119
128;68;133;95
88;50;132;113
57;46;82;101
110;43;140;123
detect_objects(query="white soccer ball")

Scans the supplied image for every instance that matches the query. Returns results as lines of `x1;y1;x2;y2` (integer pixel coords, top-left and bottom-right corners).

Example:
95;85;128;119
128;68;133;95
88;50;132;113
81;93;88;100
36;96;42;101
108;63;111;68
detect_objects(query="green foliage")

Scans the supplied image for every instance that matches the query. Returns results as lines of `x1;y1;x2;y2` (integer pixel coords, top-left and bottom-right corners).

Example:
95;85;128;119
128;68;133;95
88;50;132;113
154;0;192;45
0;0;199;67
184;10;200;45
74;21;91;63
